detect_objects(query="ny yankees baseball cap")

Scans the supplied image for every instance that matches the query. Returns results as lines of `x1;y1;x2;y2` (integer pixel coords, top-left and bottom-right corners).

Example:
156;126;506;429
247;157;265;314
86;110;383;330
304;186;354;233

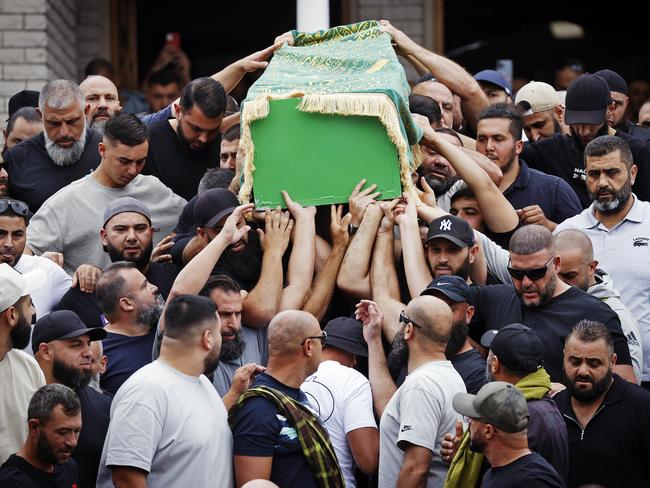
426;215;475;247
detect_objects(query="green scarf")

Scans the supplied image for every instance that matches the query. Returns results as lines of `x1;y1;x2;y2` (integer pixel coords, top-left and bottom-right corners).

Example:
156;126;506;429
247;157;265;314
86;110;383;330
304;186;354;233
229;386;345;488
443;368;552;488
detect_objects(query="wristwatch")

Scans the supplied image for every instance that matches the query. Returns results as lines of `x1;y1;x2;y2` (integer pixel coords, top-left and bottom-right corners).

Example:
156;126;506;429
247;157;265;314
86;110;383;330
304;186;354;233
348;224;359;236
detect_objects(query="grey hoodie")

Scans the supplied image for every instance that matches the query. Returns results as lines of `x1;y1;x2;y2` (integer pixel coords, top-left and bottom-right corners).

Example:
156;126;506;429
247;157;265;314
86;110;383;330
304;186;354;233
589;269;643;384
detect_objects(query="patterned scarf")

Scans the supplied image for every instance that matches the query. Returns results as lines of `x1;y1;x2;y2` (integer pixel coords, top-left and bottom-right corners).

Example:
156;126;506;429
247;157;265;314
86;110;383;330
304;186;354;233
229;385;345;488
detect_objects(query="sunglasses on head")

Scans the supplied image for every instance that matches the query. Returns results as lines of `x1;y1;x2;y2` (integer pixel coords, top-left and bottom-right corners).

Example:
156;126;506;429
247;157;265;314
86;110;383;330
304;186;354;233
0;199;29;216
507;256;555;281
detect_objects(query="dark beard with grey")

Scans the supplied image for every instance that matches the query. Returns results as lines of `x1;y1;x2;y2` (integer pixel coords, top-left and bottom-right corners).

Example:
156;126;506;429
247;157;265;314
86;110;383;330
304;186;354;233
219;328;246;362
136;296;165;329
417;165;460;195
445;320;468;359
589;177;632;214
45;127;87;166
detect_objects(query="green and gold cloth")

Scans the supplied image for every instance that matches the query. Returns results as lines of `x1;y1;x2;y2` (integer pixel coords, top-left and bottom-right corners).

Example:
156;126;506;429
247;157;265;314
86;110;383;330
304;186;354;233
239;20;422;207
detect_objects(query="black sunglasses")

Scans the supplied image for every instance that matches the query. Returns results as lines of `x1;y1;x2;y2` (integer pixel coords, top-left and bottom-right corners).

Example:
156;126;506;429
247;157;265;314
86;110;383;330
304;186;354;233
301;330;327;346
0;199;29;216
507;256;555;281
399;310;422;329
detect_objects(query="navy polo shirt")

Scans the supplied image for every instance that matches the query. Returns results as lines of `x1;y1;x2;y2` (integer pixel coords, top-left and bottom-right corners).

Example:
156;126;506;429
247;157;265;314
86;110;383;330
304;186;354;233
504;161;582;225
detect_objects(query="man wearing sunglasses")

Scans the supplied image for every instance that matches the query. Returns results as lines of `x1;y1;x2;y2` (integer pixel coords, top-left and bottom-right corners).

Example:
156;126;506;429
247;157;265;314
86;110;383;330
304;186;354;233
356;296;466;488
0;198;71;322
468;224;636;384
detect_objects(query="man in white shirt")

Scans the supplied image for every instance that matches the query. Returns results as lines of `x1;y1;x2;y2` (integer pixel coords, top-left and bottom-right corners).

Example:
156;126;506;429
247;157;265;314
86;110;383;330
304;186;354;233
301;317;379;487
0;198;71;320
554;135;650;386
357;296;466;488
0;263;47;463
26;113;186;274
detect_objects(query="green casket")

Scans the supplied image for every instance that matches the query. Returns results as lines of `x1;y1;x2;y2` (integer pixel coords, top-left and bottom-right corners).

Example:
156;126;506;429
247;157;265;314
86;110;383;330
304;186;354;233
239;20;423;208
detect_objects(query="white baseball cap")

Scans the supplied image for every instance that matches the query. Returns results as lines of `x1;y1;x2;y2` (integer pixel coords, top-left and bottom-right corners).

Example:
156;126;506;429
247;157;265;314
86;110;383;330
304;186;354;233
515;81;561;115
0;263;46;312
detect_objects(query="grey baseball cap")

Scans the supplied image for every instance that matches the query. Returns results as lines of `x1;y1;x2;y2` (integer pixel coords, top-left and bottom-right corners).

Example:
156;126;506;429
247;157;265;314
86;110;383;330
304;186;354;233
103;197;151;227
452;381;529;433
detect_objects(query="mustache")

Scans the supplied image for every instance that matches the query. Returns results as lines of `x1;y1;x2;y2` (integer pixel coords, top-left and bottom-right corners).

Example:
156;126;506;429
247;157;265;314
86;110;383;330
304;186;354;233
93;108;111;119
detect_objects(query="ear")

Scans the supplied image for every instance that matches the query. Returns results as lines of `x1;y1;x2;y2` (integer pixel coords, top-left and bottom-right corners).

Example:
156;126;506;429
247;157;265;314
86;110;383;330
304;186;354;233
611;352;617;366
36;107;42;119
201;329;213;352
491;353;500;374
465;305;475;324
555;105;565;124
99;228;109;246
196;227;209;243
303;338;314;357
99;355;108;375
514;138;524;156
37;342;54;362
3;305;18;327
484;423;496;439
553;255;561;272
27;418;41;433
98;141;106;158
590;260;599;273
630;164;638;186
468;244;479;264
119;296;135;313
174;103;182;118
84;103;91;117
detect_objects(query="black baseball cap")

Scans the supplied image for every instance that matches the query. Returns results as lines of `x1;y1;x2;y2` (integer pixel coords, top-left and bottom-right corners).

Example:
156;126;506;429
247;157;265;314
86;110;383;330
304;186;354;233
594;69;628;95
565;74;611;125
8;90;39;119
193;188;239;228
32;310;106;354
426;215;475;247
421;275;471;302
480;323;544;374
323;317;368;357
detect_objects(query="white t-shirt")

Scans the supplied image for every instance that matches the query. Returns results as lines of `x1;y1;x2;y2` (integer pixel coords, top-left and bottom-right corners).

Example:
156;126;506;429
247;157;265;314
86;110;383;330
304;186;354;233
0;350;46;463
14;254;71;319
302;360;377;488
96;360;233;488
379;360;466;488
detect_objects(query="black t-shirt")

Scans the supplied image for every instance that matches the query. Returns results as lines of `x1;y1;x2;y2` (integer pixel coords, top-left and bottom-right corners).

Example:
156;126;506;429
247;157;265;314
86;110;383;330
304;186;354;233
101;327;157;394
482;452;565;488
4;130;103;212
0;454;78;488
144;120;220;201
554;374;650;488
521;130;650;207
231;373;319;488
451;348;486;394
74;386;112;488
468;285;631;381
173;195;198;235
53;261;179;328
619;119;650;142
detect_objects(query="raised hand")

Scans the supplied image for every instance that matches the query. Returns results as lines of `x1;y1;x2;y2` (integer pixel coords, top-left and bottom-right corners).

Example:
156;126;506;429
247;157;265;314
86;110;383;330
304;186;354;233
355;299;384;343
150;235;174;263
218;203;254;245
72;264;102;293
348;179;381;227
440;420;464;464
330;205;352;249
282;190;316;222
257;207;293;254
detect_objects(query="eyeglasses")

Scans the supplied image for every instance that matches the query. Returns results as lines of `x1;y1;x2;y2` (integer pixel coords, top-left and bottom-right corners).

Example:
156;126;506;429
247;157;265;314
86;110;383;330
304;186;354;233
301;330;327;346
399;311;422;329
0;199;29;216
507;256;555;281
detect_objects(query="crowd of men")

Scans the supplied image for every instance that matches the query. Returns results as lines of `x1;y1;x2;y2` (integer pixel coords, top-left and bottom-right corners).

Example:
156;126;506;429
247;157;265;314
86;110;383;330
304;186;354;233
2;19;650;488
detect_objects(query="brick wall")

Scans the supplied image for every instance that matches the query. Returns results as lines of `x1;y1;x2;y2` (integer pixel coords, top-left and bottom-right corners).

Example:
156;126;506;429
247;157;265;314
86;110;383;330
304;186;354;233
0;0;77;122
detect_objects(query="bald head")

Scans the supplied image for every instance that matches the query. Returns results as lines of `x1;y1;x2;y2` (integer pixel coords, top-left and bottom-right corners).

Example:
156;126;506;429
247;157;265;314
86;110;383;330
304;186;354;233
80;75;121;129
413;81;454;128
406;295;453;346
509;224;554;256
555;229;594;262
267;310;321;357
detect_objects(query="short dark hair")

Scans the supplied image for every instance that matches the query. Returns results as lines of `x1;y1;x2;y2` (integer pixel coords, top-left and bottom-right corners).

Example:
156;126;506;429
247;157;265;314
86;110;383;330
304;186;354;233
0;197;30;225
509;224;554;256
84;58;115;78
450;187;477;205
222;124;240;142
409;94;442;125
584;135;633;170
96;261;137;317
148;68;178;87
477;103;523;141
434;127;463;144
104;113;149;147
28;384;80;425
6;107;41;135
163;295;218;341
198;168;235;194
179;77;226;119
200;274;241;298
567;319;615;356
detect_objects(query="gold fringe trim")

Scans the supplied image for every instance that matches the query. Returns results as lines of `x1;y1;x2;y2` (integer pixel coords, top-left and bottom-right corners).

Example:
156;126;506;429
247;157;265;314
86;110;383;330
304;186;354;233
297;92;418;199
238;92;419;204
